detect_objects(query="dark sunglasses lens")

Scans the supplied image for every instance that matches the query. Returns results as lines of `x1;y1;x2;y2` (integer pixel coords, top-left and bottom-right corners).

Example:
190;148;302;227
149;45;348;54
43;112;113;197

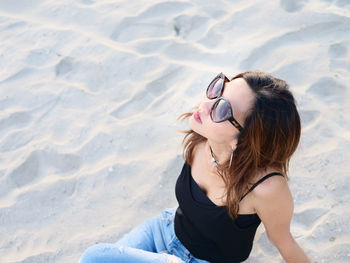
207;77;224;99
211;99;232;122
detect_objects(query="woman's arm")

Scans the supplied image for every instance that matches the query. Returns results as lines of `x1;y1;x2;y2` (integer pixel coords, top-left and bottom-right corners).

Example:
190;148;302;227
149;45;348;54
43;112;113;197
252;175;311;263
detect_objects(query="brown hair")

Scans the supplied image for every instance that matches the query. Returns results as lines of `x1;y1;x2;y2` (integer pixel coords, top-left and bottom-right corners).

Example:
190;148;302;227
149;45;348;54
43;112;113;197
177;71;301;219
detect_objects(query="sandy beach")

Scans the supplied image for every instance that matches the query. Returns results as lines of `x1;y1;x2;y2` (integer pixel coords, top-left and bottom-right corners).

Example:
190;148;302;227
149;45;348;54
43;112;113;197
0;0;349;262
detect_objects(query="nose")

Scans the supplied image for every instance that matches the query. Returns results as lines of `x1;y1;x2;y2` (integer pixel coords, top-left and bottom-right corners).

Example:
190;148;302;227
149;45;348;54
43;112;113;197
200;98;214;116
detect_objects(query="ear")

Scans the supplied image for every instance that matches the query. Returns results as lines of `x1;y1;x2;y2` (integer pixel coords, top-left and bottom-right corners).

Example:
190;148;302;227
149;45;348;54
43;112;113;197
230;141;238;152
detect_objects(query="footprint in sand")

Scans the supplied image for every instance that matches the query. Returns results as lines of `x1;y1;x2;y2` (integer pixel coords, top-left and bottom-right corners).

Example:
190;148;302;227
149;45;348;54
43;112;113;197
7;149;82;188
26;48;56;67
55;57;75;77
55;56;106;92
299;110;321;129
328;43;347;59
280;0;308;12
0;130;33;153
240;20;346;70
110;2;190;42
8;151;40;188
0;111;32;137
328;43;349;72
306;77;348;104
173;14;209;40
111;67;182;120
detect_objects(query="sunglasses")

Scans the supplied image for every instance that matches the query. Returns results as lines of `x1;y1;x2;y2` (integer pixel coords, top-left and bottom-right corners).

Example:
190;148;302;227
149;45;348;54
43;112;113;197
206;73;244;131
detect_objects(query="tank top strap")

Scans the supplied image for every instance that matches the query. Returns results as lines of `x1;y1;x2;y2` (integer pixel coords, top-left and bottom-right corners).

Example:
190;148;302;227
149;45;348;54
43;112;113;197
239;172;284;201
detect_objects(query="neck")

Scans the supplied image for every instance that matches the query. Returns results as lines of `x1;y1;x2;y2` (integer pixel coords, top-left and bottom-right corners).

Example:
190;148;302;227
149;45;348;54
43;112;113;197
206;141;235;169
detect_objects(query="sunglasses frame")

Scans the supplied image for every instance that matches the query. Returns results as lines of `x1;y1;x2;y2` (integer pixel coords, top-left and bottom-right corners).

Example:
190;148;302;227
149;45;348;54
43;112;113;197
206;73;244;132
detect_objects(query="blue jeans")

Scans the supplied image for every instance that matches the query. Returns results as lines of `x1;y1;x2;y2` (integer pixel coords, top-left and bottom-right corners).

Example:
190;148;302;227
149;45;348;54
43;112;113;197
79;207;210;263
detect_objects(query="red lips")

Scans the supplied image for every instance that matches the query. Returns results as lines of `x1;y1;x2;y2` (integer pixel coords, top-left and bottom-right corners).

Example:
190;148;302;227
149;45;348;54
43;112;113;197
194;110;202;123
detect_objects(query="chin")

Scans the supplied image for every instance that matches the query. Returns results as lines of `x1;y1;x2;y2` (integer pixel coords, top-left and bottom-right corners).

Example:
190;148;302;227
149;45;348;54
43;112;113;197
189;115;197;130
189;116;204;136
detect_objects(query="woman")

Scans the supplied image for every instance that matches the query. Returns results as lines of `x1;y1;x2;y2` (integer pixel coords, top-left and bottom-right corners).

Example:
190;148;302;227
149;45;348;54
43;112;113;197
80;71;311;263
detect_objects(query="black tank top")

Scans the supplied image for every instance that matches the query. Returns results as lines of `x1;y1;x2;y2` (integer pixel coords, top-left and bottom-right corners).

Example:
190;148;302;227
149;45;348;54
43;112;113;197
174;162;284;263
190;173;260;228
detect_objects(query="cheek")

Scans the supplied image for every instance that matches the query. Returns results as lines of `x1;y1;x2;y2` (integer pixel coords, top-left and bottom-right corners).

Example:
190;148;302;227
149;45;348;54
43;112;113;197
190;116;234;143
209;124;234;143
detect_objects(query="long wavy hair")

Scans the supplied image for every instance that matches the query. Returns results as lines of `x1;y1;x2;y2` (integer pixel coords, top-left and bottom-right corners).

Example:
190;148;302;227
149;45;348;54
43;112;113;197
177;71;301;219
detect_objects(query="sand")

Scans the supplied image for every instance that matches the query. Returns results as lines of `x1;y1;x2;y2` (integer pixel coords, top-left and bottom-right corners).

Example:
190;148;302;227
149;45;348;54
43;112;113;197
0;0;349;262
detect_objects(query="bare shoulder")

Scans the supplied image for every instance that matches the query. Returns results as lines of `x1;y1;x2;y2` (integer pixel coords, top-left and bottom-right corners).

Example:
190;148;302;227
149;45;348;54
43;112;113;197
251;169;290;199
250;168;294;224
250;170;295;246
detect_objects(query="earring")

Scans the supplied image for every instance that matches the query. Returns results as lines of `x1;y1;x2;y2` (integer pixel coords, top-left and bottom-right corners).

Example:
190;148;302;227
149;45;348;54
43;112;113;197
229;150;234;168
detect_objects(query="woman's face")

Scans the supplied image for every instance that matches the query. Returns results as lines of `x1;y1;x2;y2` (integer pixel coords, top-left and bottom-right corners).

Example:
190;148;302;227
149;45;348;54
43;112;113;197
190;77;255;145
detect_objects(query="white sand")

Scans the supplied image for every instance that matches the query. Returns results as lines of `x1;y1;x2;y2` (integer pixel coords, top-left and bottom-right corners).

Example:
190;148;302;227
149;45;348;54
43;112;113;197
0;0;349;262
